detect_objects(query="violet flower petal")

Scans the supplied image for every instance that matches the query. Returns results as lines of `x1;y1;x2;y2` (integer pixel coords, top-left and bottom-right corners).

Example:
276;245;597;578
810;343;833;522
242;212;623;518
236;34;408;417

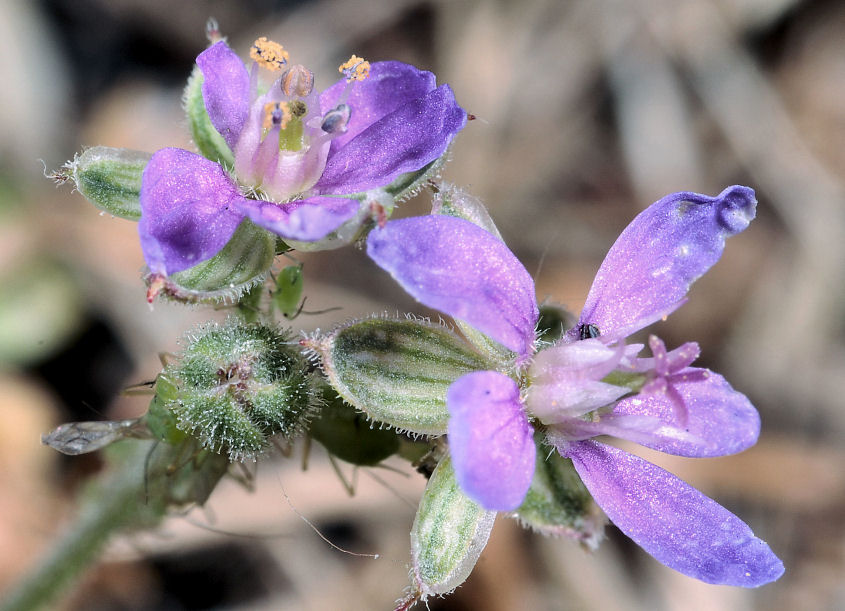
316;85;466;195
607;368;760;457
196;41;250;151
234;196;360;242
320;61;437;157
561;440;784;586
447;371;536;511
576;186;757;341
138;148;246;275
367;216;539;357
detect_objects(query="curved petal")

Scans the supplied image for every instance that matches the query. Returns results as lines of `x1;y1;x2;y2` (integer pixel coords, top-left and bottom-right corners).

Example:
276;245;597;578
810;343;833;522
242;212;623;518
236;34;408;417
527;381;630;424
316;85;466;195
320;61;437;156
559;440;784;587
576;186;757;341
138;148;246;275
196;41;250;151
447;371;536;511
234;195;360;242
367;216;538;357
606;368;760;457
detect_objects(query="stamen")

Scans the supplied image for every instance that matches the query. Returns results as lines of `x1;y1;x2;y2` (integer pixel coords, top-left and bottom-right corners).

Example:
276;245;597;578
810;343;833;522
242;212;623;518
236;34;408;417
320;103;351;134
263;102;292;130
250;37;289;71
281;65;315;97
339;54;371;82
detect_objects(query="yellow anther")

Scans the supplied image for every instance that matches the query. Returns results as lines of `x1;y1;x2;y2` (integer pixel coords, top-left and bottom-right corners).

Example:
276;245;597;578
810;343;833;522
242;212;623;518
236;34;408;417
250;37;289;71
263;101;292;130
339;54;371;82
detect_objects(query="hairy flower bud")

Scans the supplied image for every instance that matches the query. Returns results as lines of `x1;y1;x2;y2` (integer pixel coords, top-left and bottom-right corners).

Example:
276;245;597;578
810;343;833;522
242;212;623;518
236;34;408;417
306;317;488;435
58;146;150;220
408;455;496;602
155;320;315;461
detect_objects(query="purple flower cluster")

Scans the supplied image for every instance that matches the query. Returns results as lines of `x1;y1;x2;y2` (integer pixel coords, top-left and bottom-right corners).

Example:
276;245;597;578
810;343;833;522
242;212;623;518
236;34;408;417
138;39;466;277
367;186;784;587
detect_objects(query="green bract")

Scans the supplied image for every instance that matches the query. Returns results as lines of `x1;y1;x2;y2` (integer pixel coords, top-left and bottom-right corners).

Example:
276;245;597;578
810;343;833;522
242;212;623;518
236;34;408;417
514;435;605;546
68;146;150;220
156;321;314;461
314;317;488;435
409;455;496;600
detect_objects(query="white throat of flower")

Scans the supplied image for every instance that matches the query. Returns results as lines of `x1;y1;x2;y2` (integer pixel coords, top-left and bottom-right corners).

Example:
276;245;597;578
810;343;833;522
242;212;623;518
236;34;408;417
233;38;370;202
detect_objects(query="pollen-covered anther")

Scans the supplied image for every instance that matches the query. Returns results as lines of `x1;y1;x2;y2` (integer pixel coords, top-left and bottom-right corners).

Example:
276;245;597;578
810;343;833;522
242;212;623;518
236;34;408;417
321;103;351;134
250;37;289;71
339;54;370;82
281;64;314;97
263;101;292;130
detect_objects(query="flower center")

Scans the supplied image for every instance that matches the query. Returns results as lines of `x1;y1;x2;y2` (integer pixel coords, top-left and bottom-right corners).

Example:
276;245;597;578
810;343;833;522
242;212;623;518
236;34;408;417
233;40;370;202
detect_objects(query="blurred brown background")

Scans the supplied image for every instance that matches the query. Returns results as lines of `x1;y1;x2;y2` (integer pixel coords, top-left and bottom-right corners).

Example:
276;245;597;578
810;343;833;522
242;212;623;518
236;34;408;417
1;0;844;609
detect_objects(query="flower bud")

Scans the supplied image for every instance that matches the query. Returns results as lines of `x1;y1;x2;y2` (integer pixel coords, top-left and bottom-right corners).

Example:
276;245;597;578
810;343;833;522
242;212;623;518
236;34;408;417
307;317;488;435
62;146;150;220
513;435;605;547
409;455;496;601
147;219;275;304
156;320;315;461
183;65;235;166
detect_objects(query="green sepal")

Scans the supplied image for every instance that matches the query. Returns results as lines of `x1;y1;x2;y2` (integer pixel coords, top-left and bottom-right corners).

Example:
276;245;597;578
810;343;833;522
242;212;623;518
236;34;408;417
432;182;503;240
183;65;235;166
308;387;400;466
409;454;496;599
156;219;275;303
513;434;605;548
384;155;442;202
315;317;489;435
69;146;150;220
536;303;577;344
601;370;648;393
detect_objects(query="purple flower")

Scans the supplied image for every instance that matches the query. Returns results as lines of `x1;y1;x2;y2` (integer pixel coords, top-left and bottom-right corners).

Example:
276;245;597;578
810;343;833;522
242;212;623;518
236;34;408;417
367;186;784;587
139;39;466;276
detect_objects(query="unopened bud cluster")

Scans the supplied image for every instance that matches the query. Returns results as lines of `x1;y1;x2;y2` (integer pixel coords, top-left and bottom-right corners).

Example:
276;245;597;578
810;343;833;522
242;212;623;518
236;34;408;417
155;320;314;461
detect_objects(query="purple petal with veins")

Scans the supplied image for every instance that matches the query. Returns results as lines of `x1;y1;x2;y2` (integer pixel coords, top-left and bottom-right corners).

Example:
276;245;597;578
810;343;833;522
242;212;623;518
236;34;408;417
320;61;437;157
138;148;246;275
196;41;250;151
558;440;784;586
607;368;760;457
316;85;466;195
575;186;757;342
447;371;536;511
367;216;538;357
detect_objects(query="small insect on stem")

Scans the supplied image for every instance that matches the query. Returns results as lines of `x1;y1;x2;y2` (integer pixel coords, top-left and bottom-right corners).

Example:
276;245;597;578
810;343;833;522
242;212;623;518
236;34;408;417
273;263;305;319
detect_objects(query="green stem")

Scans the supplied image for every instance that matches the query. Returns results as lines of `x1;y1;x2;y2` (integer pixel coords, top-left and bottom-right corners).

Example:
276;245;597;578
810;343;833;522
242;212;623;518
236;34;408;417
0;442;165;611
